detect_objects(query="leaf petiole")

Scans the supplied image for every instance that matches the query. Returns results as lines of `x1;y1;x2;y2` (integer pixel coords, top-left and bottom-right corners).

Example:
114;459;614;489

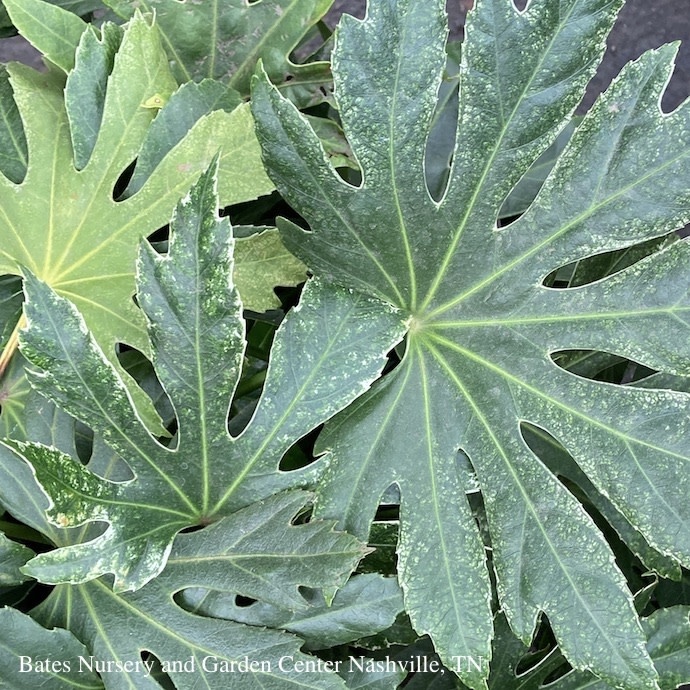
0;313;25;381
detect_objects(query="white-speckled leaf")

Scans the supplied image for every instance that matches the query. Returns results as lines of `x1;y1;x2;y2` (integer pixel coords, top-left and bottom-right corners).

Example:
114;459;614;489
9;163;405;592
0;390;375;690
250;0;690;687
0;468;362;689
25;494;360;690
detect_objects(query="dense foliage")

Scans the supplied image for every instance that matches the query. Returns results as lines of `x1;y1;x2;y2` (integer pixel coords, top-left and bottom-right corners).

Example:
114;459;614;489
1;1;690;689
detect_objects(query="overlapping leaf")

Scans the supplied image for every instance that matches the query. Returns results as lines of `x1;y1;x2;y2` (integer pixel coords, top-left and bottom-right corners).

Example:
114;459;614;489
4;162;405;592
1;0;308;312
0;2;276;433
0;415;370;690
24;492;366;690
104;0;333;99
251;0;690;687
181;572;404;650
460;610;690;690
0;321;393;690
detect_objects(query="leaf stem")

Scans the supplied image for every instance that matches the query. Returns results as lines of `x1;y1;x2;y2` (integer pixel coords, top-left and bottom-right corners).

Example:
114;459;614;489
0;314;25;381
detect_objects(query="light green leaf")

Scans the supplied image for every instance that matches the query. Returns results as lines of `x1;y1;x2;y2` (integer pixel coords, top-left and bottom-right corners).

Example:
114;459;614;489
181;573;404;650
234;226;308;312
9;162;405;591
0;354;30;441
0;607;104;689
104;0;333;96
0;11;273;434
3;0;88;71
0;0;103;40
125;78;242;197
250;0;690;687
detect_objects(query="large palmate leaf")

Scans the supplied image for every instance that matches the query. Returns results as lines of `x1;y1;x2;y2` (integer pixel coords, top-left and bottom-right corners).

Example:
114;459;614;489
4;163;405;592
0;2;274;431
0;500;368;690
251;0;690;687
104;0;333;97
0;416;370;690
2;0;308;311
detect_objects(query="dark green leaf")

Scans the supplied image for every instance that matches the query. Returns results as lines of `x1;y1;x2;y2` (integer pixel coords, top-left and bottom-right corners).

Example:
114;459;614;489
339;663;405;690
0;607;104;689
65;22;123;170
522;423;684;581
498;118;579;219
479;608;690;690
0;491;361;689
0;67;27;184
250;0;690;687
0;397;370;689
425;41;460;201
104;0;333;96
